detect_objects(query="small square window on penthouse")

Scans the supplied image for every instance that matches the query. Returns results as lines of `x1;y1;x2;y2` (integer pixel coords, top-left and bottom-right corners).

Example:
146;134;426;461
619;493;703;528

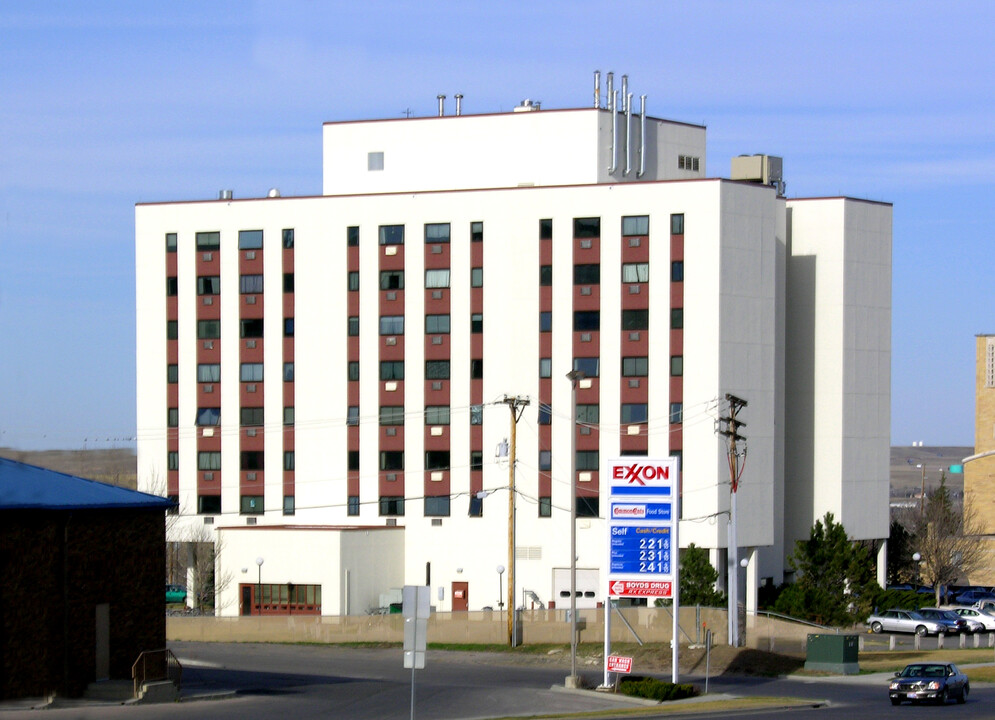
471;221;483;243
573;217;600;238
238;230;263;249
539;218;552;240
368;151;384;171
379;224;404;245
347;226;359;247
196;231;220;250
425;223;450;243
622;215;649;236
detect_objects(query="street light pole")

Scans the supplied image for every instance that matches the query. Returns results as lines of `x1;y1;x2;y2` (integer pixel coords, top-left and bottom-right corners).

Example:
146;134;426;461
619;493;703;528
255;556;264;615
497;564;505;611
566;369;585;688
912;552;921;589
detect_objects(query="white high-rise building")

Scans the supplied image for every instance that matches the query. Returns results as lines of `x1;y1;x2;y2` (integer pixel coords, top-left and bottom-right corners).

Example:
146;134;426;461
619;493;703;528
136;81;891;617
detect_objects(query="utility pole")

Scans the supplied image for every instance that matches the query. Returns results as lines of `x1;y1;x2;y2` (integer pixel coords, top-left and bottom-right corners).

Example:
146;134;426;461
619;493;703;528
500;395;530;646
718;394;747;647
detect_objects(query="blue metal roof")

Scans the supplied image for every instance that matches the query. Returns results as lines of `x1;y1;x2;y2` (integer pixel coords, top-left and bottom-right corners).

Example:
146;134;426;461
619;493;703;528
0;457;175;511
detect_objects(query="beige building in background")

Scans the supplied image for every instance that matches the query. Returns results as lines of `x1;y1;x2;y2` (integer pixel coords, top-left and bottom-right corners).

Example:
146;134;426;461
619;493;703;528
966;335;995;584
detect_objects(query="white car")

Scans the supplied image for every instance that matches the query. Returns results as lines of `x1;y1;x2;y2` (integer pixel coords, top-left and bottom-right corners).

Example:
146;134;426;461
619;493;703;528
945;606;995;631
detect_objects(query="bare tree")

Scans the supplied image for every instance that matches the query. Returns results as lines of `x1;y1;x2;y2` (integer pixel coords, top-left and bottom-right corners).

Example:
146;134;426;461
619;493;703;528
184;524;234;614
143;468;184;585
906;477;986;606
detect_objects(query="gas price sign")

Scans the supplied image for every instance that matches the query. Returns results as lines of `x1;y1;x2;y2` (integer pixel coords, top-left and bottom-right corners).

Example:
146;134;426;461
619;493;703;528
606;457;679;599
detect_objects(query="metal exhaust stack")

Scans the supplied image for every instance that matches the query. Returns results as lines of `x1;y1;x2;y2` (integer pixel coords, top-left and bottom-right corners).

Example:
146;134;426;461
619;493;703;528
454;93;463;116
625;91;632;175
638;94;647;177
593;70;601;108
437;94;446;117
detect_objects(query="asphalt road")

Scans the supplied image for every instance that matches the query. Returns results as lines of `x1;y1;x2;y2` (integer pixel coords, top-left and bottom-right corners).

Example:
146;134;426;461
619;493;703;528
2;642;993;719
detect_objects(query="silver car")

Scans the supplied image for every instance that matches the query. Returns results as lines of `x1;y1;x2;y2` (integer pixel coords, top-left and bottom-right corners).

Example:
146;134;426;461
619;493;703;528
867;609;945;636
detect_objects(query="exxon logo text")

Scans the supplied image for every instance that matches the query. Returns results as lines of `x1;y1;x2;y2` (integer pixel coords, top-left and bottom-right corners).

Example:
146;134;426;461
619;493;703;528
612;464;669;484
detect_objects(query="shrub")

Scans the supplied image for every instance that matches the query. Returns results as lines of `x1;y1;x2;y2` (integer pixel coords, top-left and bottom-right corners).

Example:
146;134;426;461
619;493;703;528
617;677;699;702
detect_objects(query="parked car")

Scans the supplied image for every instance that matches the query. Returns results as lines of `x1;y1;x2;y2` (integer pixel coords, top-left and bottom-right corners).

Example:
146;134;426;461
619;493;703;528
915;608;967;634
944;605;995;631
973;599;995;616
888;662;969;705
951;589;995;605
166;584;187;604
867;609;946;636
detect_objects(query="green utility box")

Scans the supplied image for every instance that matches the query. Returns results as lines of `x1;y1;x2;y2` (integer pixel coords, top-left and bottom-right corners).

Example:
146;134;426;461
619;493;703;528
805;633;859;674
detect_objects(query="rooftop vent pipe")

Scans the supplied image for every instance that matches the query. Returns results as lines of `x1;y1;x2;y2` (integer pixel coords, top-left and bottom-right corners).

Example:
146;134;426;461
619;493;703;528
437;94;446;117
267;188;281;198
454;93;463;116
593;70;601;108
218;189;233;200
638;95;646;178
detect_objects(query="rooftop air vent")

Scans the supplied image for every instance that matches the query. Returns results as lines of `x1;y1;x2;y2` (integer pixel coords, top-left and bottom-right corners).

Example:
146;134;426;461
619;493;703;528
218;189;233;200
513;99;541;112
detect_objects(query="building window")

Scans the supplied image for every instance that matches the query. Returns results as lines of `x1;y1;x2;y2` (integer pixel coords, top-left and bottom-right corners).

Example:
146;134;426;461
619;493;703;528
167;451;179;470
471;221;483;243
348;496;360;516
425;360;450;379
621;309;649;330
241;451;264;470
622;263;649;283
425;269;450;288
576;404;600;424
670;403;683;424
283;273;294;293
538;405;551;425
238;230;263;249
368;151;384;171
380;451;404;470
622;356;648;377
348;316;359;336
577;497;599;517
470;313;483;334
380;270;404;290
379;406;405;426
195;364;219;383
677;156;699;172
470;359;483;379
381;360;405;381
573;357;600;377
283;495;295;516
573;264;600;285
470;267;483;287
348;361;360;381
166;276;178;296
470;451;483;471
283;228;295;248
425;223;450;243
348;271;360;291
283;362;294;382
539;265;553;286
197;407;221;426
240;495;264;514
347;226;359;247
284;406;294;425
198;495;222;514
425;406;450;425
539;450;551;471
573;217;600;238
574;311;599;331
240;318;263;338
671;308;683;329
424;496;450;516
348;451;360;471
539;496;552;517
379;225;404;245
470;405;483;425
425;450;450;470
198;451;222;471
196;231;220;250
671;355;684;376
167;320;178;340
240;363;264;382
197;320;220;339
380;315;404;335
621;403;648;424
540;311;552;332
284;318;294;337
347;406;359;426
283;451;295;471
379;496;404;516
671;261;684;282
166;233;177;252
671;213;684;235
197;276;221;295
576;450;600;471
622;215;649;236
239;274;263;294
167;364;178;384
540;218;553;240
240;407;265;426
425;314;450;334
539;357;551;378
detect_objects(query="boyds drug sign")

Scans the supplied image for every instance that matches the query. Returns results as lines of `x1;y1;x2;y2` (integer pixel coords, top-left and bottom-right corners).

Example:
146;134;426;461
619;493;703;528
606;457;679;598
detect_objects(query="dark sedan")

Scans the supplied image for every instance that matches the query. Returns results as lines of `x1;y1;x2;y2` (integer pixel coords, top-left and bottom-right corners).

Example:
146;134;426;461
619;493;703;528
889;662;969;705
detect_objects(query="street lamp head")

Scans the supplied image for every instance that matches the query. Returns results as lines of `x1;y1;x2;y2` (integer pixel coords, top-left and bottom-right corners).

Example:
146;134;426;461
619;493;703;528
740;558;749;568
496;564;505;575
256;556;264;567
566;369;586;383
913;552;921;562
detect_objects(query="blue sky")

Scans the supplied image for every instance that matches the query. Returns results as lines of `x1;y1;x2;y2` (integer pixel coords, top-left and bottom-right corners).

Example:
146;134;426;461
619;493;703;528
1;1;992;450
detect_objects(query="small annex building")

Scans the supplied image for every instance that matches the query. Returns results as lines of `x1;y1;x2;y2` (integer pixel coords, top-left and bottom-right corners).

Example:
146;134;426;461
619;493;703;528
0;458;174;700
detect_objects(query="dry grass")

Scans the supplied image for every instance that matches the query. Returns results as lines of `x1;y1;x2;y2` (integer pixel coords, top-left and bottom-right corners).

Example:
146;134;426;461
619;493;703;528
0;448;137;489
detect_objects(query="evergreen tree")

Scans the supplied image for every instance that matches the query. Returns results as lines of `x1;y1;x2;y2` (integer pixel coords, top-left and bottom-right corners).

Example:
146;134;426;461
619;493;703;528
680;543;726;606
